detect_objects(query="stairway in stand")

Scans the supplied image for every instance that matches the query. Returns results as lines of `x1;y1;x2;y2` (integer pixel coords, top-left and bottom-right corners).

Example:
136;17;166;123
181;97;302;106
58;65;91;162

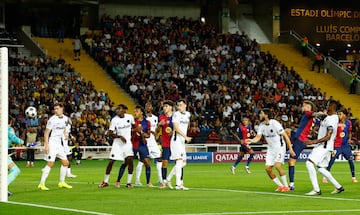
261;44;360;119
34;37;136;112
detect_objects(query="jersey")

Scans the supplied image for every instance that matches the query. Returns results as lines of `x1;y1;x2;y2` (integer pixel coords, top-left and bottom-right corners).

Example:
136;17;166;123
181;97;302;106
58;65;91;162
146;114;158;147
237;124;252;142
316;114;339;151
134;119;150;147
334;119;352;148
172;111;191;143
46;114;69;143
158;114;173;147
257;119;286;150
294;110;314;142
109;113;135;144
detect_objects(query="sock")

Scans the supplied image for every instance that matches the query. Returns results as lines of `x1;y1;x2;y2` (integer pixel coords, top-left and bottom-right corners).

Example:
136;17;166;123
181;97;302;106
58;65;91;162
272;177;283;186
8;166;20;185
156;161;162;183
135;162;143;182
246;154;254;167
145;166;151;184
306;160;320;192
60;165;67;182
175;160;183;187
162;168;167;180
117;164;126;182
327;158;335;171
40;165;51;184
167;166;176;181
232;156;242;168
318;167;341;188
289;166;295;183
181;168;184;180
67;168;71;176
349;160;356;177
27;161;30;165
280;175;289;187
127;174;133;184
104;174;110;183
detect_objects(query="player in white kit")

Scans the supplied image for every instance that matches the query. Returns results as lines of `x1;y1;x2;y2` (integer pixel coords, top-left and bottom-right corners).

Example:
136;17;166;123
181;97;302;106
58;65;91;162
305;100;344;195
38;103;72;190
246;108;294;192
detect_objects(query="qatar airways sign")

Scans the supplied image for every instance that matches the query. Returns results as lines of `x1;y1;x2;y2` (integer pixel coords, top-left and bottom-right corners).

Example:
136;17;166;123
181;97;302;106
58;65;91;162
213;152;312;163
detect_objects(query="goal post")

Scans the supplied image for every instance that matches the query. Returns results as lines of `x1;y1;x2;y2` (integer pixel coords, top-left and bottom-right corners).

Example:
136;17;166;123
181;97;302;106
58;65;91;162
0;47;9;202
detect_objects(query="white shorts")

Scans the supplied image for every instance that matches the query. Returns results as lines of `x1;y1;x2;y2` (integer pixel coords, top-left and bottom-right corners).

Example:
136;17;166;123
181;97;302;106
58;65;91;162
45;141;67;162
265;147;285;166
308;146;331;168
63;140;72;155
170;139;186;160
148;144;161;159
109;141;134;161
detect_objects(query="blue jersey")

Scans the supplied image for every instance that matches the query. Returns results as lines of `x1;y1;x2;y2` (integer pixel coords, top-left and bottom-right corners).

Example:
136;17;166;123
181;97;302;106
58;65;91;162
8;126;23;147
294;110;314;142
334;119;352;148
136;119;150;147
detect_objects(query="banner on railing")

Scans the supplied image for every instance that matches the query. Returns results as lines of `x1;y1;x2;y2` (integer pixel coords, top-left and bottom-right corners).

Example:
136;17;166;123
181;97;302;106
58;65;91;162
186;152;213;163
213;152;313;163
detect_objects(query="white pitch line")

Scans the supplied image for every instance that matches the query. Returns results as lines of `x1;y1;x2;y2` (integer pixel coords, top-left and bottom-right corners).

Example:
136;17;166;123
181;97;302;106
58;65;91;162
6;201;113;215
165;209;360;215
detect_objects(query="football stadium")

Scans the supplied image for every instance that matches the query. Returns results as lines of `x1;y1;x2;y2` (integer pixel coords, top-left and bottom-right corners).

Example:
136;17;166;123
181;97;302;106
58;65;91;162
1;0;360;214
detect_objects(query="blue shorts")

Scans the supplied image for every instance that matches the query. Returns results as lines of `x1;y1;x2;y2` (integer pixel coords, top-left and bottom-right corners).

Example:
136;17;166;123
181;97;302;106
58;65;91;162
291;139;307;159
240;144;252;153
333;145;353;160
133;148;140;160
161;147;171;161
138;145;150;160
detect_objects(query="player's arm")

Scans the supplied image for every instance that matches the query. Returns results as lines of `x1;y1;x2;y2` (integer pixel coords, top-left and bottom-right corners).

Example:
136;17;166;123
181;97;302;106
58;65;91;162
281;130;295;157
173;121;192;143
305;126;333;145
348;120;353;144
8;129;24;146
44;127;51;154
245;133;262;144
110;130;126;143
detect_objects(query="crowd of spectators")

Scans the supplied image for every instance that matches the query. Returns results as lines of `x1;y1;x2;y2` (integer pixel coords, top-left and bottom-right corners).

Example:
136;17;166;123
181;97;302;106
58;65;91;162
8;51;115;149
82;14;359;144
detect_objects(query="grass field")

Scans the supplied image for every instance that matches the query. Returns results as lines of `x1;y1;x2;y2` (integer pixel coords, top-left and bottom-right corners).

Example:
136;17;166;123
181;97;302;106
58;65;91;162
2;159;360;215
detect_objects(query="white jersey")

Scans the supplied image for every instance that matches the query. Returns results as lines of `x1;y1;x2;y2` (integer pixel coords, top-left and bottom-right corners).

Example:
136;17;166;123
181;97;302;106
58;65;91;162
109;113;135;144
172;111;191;143
47;114;70;142
146;114;158;146
257;119;286;150
316;113;338;151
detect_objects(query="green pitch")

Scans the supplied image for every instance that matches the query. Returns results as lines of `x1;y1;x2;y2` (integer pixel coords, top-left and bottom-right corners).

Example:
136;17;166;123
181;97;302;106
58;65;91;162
2;160;360;215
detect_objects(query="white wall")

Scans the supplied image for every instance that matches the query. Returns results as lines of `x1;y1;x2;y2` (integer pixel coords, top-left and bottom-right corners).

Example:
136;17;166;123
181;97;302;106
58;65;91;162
99;4;201;19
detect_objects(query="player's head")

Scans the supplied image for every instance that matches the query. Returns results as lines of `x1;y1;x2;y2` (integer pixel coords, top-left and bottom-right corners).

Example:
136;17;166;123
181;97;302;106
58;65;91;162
116;104;127;116
302;100;315;112
259;108;272;122
177;99;187;113
145;102;153;114
134;105;145;119
163;100;174;114
327;100;338;114
241;117;250;126
53;102;64;116
337;107;348;121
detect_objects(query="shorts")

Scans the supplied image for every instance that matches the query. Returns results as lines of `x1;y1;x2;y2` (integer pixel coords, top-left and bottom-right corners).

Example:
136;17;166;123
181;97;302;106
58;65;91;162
63;140;72;156
291;139;307;159
148;144;161;159
109;141;134;161
240;144;252;153
333;145;353;160
265;147;285;166
161;147;171;160
170;139;186;160
133;148;140;160
308;146;331;168
45;141;67;162
138;145;150;160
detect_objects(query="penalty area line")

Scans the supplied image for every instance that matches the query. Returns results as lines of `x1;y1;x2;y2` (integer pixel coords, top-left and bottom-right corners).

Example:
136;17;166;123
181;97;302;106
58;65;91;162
7;201;113;215
165;209;360;215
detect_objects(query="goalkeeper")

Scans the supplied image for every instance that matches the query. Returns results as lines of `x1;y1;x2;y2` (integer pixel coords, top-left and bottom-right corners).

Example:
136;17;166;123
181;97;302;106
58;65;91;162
8;116;25;196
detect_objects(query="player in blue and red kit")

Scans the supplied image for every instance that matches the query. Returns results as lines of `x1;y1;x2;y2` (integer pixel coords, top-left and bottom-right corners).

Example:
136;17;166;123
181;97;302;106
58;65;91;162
157;100;174;188
323;108;357;183
231;117;255;174
288;100;317;190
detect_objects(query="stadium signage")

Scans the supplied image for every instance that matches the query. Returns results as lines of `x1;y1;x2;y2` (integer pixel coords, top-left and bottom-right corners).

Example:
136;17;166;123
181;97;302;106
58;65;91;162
186;152;212;163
